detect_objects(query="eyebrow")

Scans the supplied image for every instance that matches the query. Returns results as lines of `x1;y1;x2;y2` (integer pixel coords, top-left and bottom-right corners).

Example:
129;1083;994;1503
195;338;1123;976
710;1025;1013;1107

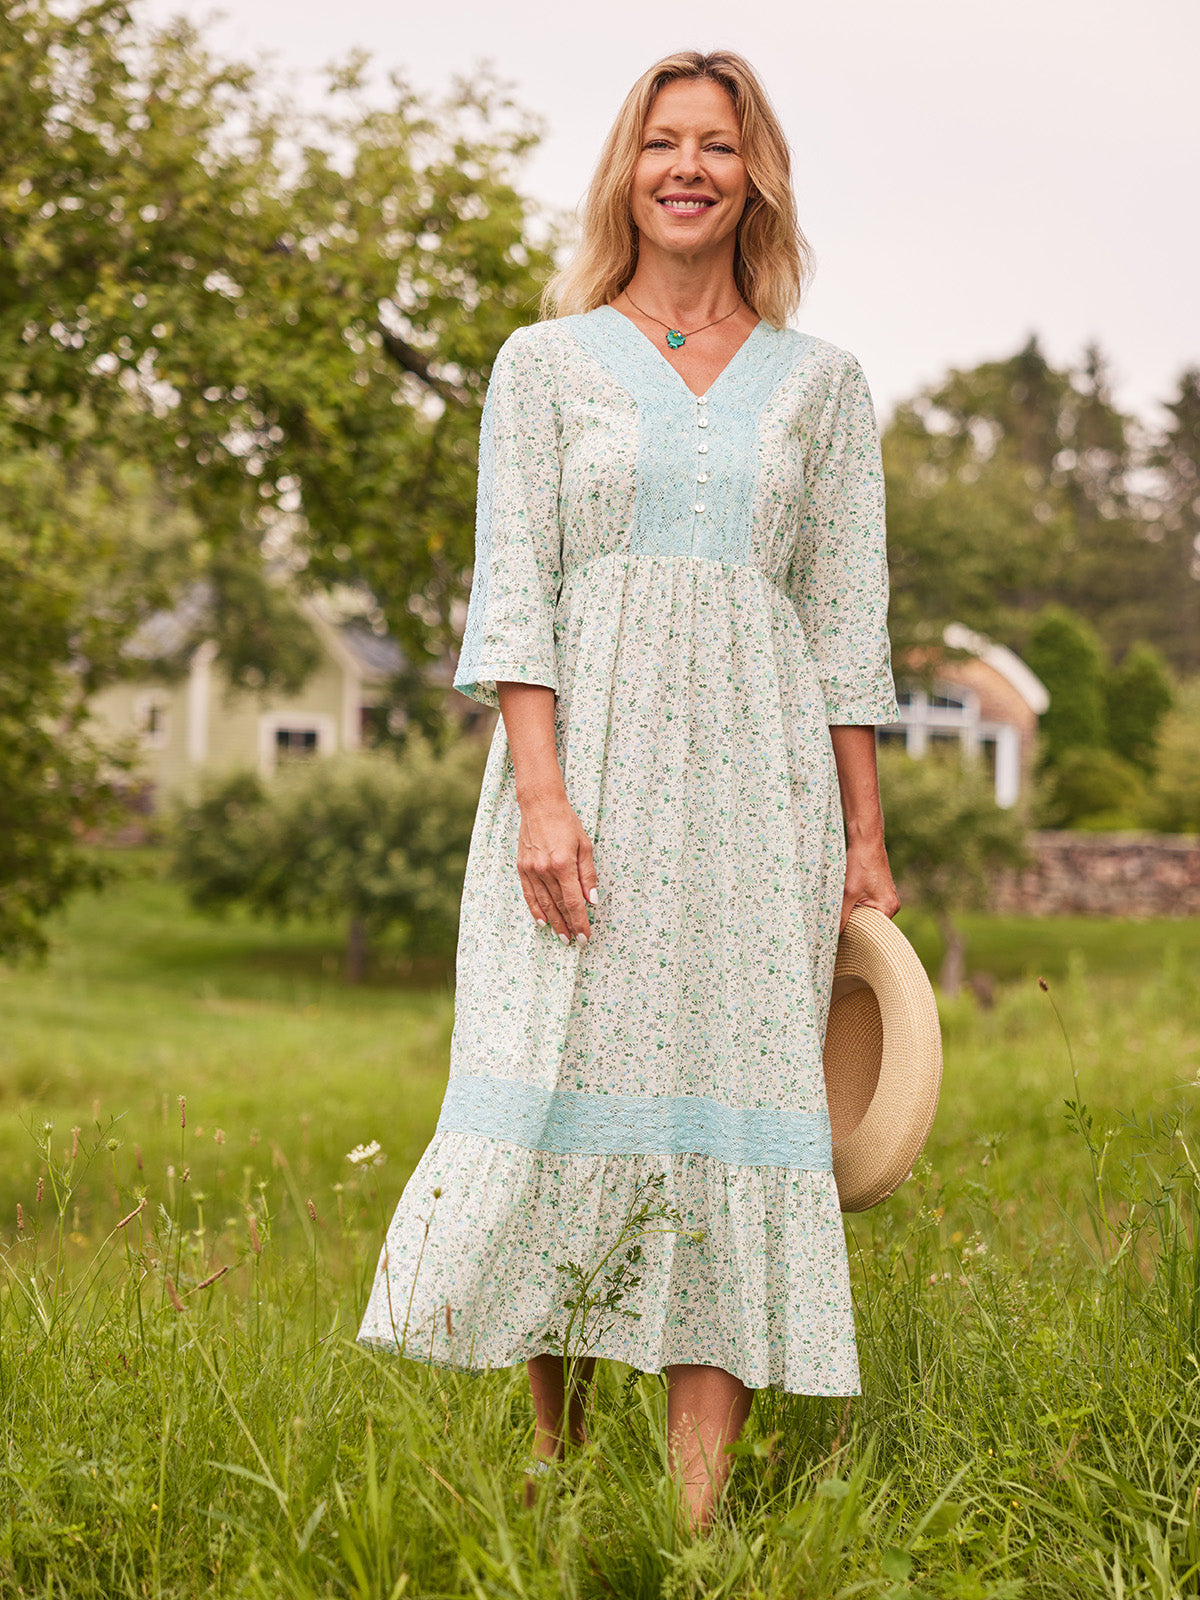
643;124;740;141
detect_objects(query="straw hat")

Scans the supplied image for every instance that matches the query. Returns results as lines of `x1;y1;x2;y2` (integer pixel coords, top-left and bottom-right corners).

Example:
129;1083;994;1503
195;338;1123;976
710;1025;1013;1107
822;905;943;1213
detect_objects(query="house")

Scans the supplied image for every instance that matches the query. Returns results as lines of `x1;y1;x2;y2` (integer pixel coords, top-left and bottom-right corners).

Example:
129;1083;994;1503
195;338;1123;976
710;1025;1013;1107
877;623;1049;807
89;595;414;805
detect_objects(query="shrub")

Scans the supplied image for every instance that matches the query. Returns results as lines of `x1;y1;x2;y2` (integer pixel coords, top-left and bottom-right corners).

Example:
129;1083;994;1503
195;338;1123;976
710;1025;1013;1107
877;748;1028;993
1105;643;1174;773
1142;678;1200;832
171;740;487;978
1023;605;1108;766
1034;747;1148;830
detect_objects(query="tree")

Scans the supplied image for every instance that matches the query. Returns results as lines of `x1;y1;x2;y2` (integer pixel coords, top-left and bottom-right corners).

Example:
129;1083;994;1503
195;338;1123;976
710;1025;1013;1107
4;1;552;680
171;744;487;980
1143;679;1200;833
877;749;1029;995
1149;369;1200;674
1105;643;1174;773
2;0;549;954
882;338;1186;670
1023;606;1108;766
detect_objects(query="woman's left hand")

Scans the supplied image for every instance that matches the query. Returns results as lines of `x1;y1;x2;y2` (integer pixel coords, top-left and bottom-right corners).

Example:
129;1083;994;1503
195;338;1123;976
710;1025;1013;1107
840;835;901;933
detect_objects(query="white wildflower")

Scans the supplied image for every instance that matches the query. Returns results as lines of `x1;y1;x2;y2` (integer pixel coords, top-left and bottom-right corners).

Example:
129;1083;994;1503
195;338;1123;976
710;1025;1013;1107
347;1141;385;1167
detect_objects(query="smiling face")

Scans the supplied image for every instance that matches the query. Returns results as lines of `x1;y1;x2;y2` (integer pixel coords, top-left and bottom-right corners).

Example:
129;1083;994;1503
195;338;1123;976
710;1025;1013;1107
629;77;752;262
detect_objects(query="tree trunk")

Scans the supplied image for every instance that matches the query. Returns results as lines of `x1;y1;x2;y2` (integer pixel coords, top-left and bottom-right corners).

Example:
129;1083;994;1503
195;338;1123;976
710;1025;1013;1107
346;916;368;984
936;912;966;997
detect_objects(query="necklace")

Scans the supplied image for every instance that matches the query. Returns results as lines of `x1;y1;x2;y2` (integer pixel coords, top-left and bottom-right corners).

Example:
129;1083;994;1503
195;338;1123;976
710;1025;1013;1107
621;289;743;350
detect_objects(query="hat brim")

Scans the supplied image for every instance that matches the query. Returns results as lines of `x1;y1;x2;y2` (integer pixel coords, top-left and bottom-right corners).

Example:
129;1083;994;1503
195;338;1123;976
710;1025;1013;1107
823;906;942;1213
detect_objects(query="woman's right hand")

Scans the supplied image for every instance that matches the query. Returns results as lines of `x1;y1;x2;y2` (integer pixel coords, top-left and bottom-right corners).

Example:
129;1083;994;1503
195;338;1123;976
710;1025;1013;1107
517;792;598;944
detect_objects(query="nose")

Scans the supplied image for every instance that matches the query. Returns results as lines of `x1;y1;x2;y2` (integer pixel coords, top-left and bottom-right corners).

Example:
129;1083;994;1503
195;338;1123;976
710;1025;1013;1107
670;140;704;181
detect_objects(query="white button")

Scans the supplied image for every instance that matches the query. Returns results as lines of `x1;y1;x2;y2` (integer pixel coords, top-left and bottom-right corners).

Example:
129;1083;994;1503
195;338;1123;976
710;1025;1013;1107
697;472;709;483
698;417;709;428
694;504;706;514
698;442;708;454
697;395;708;406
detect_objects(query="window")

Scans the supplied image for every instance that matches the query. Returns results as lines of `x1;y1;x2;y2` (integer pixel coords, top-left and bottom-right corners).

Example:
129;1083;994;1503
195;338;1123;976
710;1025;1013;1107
928;687;968;711
876;727;907;750
275;727;319;757
258;712;336;775
134;692;171;750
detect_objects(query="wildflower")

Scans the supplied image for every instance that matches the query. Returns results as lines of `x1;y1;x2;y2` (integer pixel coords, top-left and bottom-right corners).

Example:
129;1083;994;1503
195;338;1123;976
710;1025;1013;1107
250;1130;260;1148
35;1178;43;1205
181;1165;190;1184
165;1276;185;1312
118;1198;145;1229
214;1129;226;1146
347;1141;384;1167
196;1265;229;1291
248;1213;263;1256
179;1096;186;1129
1038;976;1049;992
16;1204;24;1233
432;1185;442;1198
307;1199;317;1222
106;1137;119;1152
71;1127;81;1160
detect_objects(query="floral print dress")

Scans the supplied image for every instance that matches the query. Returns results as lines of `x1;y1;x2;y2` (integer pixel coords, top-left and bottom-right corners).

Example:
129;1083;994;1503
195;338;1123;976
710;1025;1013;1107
357;305;898;1394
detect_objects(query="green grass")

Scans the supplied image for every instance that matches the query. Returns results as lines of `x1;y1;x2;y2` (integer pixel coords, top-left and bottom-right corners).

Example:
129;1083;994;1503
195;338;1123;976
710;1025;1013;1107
1;857;1198;1597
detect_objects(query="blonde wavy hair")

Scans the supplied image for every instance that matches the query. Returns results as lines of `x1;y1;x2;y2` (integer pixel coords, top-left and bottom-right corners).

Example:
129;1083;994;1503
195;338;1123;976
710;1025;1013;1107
542;50;813;330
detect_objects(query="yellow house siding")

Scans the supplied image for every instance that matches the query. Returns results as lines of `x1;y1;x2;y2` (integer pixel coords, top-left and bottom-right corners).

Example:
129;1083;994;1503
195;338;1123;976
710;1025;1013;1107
89;621;362;806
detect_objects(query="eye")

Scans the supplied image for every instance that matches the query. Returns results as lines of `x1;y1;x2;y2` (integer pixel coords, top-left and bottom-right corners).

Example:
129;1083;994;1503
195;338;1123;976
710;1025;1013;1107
707;143;737;155
643;139;672;150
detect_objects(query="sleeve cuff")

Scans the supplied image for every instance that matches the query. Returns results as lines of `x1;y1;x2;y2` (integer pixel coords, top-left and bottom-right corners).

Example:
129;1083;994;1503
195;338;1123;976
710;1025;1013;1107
452;658;559;709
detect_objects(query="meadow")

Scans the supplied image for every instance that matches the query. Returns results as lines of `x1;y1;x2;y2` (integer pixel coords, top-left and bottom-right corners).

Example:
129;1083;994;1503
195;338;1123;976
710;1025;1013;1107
1;856;1198;1598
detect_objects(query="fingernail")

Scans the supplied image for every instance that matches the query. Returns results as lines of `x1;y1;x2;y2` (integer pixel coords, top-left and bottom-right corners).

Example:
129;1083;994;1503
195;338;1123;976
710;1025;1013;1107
587;888;599;905
536;918;547;927
575;933;588;945
558;934;569;945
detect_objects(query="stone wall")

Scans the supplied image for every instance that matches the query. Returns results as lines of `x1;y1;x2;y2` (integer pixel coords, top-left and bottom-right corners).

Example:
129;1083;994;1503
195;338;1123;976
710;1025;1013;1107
991;831;1200;918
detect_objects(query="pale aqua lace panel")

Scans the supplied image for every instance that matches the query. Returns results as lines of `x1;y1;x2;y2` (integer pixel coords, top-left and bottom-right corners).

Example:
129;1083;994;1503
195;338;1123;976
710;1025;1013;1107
436;1074;833;1170
568;308;814;566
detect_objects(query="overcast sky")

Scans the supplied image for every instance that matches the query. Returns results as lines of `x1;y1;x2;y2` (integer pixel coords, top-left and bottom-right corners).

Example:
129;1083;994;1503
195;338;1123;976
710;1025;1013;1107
143;0;1198;424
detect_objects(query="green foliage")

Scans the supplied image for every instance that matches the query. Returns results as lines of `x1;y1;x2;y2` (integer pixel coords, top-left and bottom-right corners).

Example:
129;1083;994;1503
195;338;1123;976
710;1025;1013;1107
878;750;1029;918
1;0;546;954
1034;747;1148;829
171;744;487;976
2;876;1200;1595
1106;642;1174;772
882;337;1185;665
3;0;552;688
1143;678;1200;832
878;749;1028;991
1148;367;1200;674
1023;604;1109;764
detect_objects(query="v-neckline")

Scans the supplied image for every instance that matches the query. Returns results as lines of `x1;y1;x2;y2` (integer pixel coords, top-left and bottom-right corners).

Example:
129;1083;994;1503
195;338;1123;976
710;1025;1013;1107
596;303;767;401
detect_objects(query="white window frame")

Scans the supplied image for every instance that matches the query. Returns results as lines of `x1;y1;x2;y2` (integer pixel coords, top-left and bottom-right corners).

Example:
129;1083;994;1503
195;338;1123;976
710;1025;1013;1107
881;682;1022;807
257;712;337;776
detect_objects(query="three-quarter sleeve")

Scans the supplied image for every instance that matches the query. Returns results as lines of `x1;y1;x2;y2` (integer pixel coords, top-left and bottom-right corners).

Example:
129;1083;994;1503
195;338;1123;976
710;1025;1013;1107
787;351;899;725
453;326;563;707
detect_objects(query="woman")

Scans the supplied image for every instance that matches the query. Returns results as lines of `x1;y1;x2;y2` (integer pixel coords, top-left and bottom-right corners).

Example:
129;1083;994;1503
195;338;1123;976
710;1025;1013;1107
358;48;901;1529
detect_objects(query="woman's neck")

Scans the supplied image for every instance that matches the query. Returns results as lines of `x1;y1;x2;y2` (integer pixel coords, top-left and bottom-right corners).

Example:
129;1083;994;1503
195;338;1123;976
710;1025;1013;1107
622;238;741;327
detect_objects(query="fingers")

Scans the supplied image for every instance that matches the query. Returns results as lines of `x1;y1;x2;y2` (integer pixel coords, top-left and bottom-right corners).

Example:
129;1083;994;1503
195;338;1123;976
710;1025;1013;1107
519;852;595;944
577;836;599;912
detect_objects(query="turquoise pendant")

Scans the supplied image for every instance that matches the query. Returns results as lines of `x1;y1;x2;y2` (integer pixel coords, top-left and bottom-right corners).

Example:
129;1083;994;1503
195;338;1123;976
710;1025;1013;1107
666;328;686;349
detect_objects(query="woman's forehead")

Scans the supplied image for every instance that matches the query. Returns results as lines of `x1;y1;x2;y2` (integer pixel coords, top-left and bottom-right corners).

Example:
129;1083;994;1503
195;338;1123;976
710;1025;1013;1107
644;78;739;135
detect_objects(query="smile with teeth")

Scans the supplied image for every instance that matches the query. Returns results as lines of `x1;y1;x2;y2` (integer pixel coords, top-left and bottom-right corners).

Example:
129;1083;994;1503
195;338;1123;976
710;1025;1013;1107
658;197;716;214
